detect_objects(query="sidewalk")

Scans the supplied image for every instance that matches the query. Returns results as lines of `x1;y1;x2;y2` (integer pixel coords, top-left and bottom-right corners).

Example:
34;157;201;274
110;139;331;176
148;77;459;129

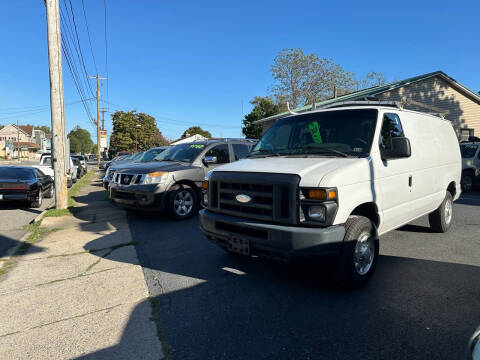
0;173;163;359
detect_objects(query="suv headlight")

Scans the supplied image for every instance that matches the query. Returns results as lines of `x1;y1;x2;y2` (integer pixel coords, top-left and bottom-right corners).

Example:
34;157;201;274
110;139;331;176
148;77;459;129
143;171;169;184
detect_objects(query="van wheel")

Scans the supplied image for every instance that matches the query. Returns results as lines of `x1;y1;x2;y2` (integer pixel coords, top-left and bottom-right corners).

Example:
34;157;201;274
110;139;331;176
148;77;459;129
331;215;379;289
30;190;43;209
461;172;473;192
169;185;198;220
428;192;453;233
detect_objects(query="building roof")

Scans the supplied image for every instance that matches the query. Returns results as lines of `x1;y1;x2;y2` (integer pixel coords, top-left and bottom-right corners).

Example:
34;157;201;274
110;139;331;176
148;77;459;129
13;142;40;149
170;134;208;145
255;71;480;124
17;125;34;136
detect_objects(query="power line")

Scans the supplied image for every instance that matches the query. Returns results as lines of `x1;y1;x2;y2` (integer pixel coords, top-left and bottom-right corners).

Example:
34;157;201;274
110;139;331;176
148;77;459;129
80;0;97;73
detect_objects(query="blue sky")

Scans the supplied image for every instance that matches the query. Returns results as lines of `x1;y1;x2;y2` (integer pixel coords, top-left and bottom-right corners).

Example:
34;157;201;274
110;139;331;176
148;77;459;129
0;0;479;142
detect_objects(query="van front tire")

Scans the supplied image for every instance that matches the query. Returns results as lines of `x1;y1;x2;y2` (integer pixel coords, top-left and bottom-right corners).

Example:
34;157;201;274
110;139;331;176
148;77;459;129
332;215;379;289
428;192;453;233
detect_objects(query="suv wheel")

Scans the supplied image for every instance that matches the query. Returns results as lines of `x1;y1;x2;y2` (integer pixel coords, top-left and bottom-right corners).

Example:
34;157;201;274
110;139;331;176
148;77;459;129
332;215;379;289
461;172;474;192
429;192;454;233
30;190;43;209
45;185;54;199
169;185;197;220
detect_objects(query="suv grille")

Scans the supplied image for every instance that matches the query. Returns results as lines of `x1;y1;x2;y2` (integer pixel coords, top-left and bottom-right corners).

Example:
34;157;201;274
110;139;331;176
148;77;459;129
208;172;300;224
115;173;143;186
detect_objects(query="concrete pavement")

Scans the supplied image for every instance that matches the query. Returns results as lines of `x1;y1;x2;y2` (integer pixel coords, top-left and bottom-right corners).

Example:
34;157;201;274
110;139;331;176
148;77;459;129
0;173;163;359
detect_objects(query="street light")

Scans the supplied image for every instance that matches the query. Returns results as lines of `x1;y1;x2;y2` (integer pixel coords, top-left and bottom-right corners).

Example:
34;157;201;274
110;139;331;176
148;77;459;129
135;124;141;152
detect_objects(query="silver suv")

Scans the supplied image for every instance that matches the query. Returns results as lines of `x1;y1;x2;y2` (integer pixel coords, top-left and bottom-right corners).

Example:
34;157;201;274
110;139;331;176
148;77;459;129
460;142;480;192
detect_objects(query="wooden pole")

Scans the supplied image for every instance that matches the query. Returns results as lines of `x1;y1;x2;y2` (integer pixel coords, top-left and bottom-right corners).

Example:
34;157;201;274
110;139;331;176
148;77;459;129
45;0;68;209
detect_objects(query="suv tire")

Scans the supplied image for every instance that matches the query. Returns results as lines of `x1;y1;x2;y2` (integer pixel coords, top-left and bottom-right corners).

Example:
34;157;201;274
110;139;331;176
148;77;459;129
461;171;474;192
169;184;198;220
332;215;379;289
429;192;454;233
45;185;54;199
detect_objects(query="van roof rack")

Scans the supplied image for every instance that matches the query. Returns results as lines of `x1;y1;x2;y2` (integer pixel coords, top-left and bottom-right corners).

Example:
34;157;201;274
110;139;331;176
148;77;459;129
209;138;259;143
320;100;403;110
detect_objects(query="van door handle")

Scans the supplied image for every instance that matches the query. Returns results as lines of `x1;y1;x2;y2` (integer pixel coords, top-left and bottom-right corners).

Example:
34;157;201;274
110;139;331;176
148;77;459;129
408;175;412;187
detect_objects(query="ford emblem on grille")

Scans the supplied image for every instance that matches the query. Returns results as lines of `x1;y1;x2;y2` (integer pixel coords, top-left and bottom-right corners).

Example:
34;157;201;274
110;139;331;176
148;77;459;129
235;194;252;203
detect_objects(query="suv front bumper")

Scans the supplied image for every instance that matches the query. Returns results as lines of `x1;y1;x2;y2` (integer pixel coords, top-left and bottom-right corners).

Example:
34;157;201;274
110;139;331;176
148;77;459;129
110;184;167;211
199;209;345;259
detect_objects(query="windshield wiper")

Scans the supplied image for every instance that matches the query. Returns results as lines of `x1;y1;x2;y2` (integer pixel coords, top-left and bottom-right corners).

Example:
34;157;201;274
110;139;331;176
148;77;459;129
289;146;350;158
248;148;284;157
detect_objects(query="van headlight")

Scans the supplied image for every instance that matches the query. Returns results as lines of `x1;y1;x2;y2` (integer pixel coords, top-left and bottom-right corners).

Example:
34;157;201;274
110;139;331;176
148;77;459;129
143;171;169;184
300;187;338;224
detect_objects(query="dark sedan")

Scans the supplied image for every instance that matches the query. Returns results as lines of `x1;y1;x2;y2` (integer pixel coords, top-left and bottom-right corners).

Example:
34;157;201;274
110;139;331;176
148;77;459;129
0;166;54;208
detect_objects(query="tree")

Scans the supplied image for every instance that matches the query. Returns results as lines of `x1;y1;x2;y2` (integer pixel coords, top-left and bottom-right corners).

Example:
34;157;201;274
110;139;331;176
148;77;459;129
181;126;211;139
358;71;387;90
242;97;282;139
110;111;162;152
0;125;3;130
25;124;51;134
270;48;357;108
68;126;94;154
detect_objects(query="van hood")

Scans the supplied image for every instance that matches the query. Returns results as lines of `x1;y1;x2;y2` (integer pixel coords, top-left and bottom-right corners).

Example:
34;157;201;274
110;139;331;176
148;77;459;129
214;157;365;187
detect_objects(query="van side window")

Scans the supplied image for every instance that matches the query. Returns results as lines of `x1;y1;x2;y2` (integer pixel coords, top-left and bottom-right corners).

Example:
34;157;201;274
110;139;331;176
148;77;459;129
232;144;250;160
205;144;230;164
380;113;404;152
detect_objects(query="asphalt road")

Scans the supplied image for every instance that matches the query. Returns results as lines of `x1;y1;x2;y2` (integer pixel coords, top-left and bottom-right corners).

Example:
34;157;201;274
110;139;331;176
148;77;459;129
126;194;480;360
0;196;53;257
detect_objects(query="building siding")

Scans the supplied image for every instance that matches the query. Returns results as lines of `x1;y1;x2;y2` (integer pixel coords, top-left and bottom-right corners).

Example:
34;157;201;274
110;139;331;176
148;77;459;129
375;75;480;137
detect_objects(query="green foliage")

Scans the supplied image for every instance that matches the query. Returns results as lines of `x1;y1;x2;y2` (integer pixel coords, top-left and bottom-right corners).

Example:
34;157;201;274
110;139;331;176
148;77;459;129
270;48;387;108
242;97;282;139
181;126;211;139
68;126;94;154
35;125;51;134
0;125;4;130
110;111;164;152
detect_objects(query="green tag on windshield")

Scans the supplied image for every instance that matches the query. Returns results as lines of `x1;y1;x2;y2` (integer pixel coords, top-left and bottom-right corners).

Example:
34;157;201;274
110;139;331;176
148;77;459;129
190;144;205;149
308;122;323;144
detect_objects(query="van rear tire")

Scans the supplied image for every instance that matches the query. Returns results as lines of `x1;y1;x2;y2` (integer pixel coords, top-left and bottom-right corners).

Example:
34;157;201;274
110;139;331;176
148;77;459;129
428;192;454;233
331;215;379;289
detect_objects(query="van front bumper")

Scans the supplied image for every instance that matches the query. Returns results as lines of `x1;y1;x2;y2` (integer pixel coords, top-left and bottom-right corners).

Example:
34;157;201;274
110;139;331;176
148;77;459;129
199;209;345;259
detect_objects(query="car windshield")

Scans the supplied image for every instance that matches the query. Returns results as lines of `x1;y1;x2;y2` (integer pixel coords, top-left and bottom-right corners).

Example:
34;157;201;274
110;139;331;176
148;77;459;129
460;144;479;158
138;148;166;163
250;109;378;157
0;167;35;180
153;143;206;163
131;152;144;161
42;157;52;165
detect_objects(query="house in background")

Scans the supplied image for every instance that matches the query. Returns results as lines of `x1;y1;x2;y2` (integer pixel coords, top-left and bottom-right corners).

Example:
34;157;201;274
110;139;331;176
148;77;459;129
0;124;48;159
170;133;208;145
256;71;480;141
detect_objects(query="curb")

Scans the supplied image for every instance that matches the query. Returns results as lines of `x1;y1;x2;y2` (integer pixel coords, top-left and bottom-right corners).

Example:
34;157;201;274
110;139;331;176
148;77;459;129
0;199;53;262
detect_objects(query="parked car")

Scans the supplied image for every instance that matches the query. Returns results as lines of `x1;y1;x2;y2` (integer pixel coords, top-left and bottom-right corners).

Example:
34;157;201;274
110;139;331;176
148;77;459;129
71;155;87;173
0;166;54;208
460;142;480;192
109;140;255;219
103;147;168;189
40;155;76;188
199;103;461;288
72;158;84;179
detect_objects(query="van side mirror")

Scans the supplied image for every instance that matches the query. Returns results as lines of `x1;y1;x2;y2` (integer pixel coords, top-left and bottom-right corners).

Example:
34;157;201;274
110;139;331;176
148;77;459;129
204;156;217;165
382;137;411;160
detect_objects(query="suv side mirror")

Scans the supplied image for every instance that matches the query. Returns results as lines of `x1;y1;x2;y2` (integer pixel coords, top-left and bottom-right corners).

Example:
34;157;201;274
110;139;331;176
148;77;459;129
204;156;217;164
382;137;411;160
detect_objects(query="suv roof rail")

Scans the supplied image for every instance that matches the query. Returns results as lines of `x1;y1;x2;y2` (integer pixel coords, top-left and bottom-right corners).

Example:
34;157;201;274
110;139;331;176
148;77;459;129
320;100;403;110
211;138;259;143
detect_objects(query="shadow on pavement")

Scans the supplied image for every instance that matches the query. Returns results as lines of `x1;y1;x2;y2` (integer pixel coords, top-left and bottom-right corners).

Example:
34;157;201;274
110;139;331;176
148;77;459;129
0;233;44;259
81;212;480;360
397;224;435;233
0;202;43;215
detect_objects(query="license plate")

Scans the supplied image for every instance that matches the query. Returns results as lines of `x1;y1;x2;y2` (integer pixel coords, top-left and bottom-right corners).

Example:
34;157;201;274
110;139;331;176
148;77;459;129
0;194;3;200
228;236;250;255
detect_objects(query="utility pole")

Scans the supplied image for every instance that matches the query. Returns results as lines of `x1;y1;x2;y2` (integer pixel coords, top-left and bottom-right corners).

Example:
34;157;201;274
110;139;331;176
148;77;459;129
100;107;108;130
45;0;68;209
89;74;107;165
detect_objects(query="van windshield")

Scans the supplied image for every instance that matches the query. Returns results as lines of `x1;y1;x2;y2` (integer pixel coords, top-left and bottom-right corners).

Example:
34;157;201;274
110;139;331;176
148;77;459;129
251;109;378;157
460;144;478;158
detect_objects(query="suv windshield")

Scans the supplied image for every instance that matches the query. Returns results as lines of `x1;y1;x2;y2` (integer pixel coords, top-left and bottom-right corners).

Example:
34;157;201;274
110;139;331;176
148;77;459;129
460;144;479;158
137;148;166;163
153;143;206;163
251;109;378;157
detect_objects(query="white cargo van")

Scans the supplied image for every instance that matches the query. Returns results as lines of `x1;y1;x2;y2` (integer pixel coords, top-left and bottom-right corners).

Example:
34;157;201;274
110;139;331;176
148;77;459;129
200;102;461;288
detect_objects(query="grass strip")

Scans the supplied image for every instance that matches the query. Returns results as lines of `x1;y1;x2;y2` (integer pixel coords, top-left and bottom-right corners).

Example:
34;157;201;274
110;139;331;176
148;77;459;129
44;170;96;217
